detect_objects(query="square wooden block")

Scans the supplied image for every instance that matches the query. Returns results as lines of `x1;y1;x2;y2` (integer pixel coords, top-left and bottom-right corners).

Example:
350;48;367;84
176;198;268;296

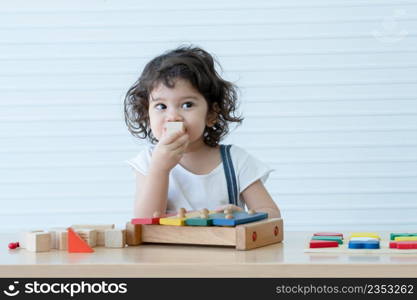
104;229;126;248
48;227;67;249
19;230;44;249
26;232;51;252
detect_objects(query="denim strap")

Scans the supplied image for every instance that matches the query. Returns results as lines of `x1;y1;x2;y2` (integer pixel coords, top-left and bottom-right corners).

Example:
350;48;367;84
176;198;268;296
220;144;239;206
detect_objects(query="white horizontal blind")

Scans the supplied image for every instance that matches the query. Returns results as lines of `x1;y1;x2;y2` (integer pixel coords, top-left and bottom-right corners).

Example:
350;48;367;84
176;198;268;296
0;0;416;233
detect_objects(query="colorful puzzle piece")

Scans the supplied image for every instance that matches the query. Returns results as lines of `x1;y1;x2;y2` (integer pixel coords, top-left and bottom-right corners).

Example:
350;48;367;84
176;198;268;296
132;217;160;225
348;240;380;249
132;212;176;225
390;241;417;249
313;232;343;238
311;236;343;244
184;210;217;226
394;236;417;242
185;217;213;226
210;211;268;227
67;228;94;253
159;210;201;226
309;240;339;248
159;217;186;226
349;232;380;240
390;233;417;240
349;237;379;242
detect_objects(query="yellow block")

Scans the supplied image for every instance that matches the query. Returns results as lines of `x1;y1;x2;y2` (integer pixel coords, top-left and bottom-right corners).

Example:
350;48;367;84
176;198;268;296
159;210;217;226
159;217;186;226
394;236;417;241
349;232;380;240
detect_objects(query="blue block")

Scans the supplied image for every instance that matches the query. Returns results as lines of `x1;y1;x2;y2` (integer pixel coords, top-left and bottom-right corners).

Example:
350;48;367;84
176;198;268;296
211;212;268;227
348;240;380;249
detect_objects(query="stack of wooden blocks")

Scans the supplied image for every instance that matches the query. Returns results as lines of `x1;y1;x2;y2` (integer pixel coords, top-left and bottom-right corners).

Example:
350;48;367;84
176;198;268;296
17;224;127;253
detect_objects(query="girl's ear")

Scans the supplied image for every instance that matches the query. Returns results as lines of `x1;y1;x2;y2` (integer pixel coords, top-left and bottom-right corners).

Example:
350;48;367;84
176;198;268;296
206;102;219;127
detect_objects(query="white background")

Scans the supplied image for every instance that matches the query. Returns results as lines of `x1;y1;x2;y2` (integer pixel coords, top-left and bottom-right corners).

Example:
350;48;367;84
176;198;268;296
1;0;416;233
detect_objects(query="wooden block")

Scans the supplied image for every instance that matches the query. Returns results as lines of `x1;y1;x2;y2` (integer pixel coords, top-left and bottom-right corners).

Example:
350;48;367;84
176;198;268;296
311;236;343;244
75;229;97;247
211;211;268;227
185;218;213;226
58;231;68;250
349;237;379;242
141;224;236;246
159;210;199;226
397;241;417;249
126;222;142;246
349;232;380;240
309;240;339;248
48;227;67;249
348;240;380;249
166;121;184;135
184;209;216;226
19;230;44;249
313;232;343;238
26;232;51;252
159;217;186;226
394;236;417;241
390;241;417;249
132;217;160;225
104;229;126;248
131;212;176;225
67;228;94;253
390;233;417;240
70;224;114;246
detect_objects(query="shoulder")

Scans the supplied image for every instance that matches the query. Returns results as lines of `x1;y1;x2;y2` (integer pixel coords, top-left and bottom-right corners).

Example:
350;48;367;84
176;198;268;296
126;144;154;175
228;144;251;164
225;144;274;191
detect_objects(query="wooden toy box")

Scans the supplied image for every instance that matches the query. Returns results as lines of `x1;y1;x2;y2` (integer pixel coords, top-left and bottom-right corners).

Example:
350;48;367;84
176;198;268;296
132;218;284;250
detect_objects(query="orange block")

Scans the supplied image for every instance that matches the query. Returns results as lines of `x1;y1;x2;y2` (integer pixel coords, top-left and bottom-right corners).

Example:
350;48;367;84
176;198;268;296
67;228;94;253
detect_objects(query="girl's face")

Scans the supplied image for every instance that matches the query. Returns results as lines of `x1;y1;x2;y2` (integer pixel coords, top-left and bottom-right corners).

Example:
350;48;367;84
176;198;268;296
148;78;216;145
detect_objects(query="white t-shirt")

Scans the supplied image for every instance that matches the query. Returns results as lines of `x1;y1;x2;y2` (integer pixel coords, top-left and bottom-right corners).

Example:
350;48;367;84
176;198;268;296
126;144;273;212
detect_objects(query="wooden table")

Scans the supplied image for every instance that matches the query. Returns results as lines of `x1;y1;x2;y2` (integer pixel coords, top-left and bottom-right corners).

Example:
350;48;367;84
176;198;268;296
1;232;416;278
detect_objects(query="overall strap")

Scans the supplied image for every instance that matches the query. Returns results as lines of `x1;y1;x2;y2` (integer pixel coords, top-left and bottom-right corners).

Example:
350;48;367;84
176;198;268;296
220;144;239;206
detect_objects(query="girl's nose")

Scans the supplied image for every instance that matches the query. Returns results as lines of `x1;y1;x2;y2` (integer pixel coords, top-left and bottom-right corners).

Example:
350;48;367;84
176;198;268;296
166;108;183;122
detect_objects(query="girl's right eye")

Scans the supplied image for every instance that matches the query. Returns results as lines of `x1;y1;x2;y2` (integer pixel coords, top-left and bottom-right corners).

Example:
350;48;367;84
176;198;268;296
155;103;166;110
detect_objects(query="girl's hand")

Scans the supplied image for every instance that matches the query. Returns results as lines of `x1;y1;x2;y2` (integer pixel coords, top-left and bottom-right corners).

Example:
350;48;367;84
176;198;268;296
150;129;189;172
214;204;243;213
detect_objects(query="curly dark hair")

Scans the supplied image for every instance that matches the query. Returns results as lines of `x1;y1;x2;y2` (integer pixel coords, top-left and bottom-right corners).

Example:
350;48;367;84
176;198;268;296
124;45;243;147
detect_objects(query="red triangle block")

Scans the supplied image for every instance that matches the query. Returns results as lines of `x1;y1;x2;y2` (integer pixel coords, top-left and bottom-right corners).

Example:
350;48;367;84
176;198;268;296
67;228;94;253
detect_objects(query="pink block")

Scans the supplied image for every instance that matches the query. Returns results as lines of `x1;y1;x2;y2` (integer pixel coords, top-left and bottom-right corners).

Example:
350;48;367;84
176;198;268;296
313;232;343;238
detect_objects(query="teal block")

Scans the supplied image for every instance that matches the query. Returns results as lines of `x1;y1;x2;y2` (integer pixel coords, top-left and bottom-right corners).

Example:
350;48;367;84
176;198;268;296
185;218;213;226
390;233;417;240
311;236;343;244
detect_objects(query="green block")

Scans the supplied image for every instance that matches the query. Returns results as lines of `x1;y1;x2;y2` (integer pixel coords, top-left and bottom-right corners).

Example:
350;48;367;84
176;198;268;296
311;236;343;244
390;233;417;240
185;218;213;226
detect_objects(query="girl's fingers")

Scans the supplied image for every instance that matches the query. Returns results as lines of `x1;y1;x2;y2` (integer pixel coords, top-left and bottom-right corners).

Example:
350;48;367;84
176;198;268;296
168;133;189;151
160;130;184;145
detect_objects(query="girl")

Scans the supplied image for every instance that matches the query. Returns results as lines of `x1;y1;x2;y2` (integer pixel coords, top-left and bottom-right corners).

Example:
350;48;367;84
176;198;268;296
124;45;280;219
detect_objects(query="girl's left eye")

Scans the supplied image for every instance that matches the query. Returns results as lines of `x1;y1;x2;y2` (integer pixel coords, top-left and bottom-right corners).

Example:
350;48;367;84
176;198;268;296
182;102;194;109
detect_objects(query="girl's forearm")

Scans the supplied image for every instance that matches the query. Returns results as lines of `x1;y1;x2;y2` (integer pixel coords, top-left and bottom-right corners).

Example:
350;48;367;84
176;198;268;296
134;167;170;218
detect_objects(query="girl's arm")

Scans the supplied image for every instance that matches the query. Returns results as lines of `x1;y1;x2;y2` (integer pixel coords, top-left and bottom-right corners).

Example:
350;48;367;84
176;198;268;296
241;180;281;218
133;130;189;218
134;168;169;218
